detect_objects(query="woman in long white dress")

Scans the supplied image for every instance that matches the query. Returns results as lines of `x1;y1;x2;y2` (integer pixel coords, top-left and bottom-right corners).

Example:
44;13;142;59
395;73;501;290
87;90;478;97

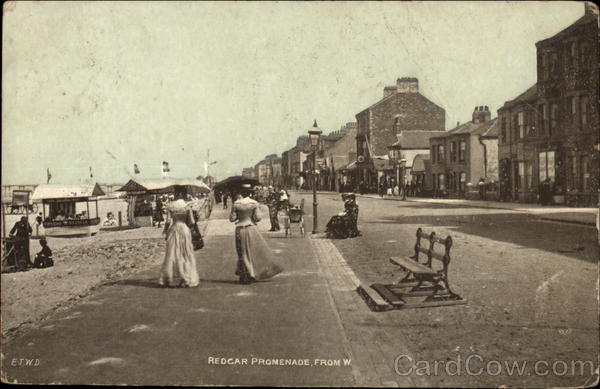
229;187;283;284
158;199;200;288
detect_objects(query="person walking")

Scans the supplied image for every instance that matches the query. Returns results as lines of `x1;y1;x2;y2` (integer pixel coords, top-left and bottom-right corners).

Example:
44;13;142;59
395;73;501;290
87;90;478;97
266;187;280;232
223;191;229;209
229;185;283;284
153;196;165;228
478;178;486;200
158;199;200;288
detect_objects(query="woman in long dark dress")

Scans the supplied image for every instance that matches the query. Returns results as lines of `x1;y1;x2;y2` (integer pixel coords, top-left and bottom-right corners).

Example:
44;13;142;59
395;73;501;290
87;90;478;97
154;196;165;228
326;193;361;239
229;187;283;284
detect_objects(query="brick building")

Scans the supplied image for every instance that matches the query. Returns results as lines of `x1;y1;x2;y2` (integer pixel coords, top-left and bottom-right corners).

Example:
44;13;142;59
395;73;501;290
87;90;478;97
304;126;349;191
321;122;357;192
354;77;445;191
241;167;255;179
499;3;599;205
430;106;499;198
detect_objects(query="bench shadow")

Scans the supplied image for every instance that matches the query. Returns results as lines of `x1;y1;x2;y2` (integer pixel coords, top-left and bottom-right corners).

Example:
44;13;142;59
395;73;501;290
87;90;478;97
104;278;164;288
366;211;598;263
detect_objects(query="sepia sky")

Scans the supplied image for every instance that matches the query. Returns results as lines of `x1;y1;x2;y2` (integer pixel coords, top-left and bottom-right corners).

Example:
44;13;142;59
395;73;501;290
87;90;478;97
2;1;585;185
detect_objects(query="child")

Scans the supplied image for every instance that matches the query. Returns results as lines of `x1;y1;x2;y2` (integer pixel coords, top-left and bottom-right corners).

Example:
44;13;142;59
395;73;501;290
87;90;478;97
33;239;54;269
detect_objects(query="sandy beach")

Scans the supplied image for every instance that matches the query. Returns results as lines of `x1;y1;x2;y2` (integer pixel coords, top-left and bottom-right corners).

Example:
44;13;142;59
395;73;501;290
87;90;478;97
1;198;209;340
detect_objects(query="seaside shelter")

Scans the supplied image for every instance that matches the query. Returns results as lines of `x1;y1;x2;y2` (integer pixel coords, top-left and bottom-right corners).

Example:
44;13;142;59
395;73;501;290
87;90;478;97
31;183;106;237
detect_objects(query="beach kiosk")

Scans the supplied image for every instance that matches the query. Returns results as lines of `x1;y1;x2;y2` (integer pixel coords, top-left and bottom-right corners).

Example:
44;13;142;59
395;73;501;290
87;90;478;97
32;184;105;237
117;178;211;227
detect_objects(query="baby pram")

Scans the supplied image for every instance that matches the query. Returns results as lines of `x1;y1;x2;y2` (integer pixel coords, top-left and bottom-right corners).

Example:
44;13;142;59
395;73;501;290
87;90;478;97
282;198;305;237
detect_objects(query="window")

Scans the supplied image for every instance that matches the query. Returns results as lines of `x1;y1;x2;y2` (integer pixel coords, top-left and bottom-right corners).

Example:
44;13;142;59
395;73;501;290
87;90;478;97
582;155;590;191
541;53;549;80
568;156;577;190
570;96;577;124
570;41;578;65
550;103;559;135
432;174;437;190
459;172;467;192
459;141;466;162
580;95;588;128
447;173;454;191
513;114;519;140
526;162;533;190
538;151;556;183
539;104;548;136
450;142;457;162
518;111;525;139
501;117;507;143
438;173;446;191
549;52;558;77
518;162;525;190
438;144;445;163
431;146;436;164
394;117;401;133
580;42;590;68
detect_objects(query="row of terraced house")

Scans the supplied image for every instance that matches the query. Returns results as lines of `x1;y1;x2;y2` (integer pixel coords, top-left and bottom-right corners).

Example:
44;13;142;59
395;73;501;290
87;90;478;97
241;4;599;206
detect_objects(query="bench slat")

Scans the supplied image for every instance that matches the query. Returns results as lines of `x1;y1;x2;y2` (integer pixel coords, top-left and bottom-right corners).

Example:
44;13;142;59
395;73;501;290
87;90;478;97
417;231;449;245
390;257;436;275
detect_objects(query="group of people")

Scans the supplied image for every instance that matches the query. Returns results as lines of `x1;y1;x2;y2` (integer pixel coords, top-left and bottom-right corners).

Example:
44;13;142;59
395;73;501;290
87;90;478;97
265;186;290;232
7;216;54;271
158;185;283;288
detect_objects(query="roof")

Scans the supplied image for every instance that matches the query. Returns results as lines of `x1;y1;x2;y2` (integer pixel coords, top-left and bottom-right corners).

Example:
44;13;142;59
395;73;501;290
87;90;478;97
536;11;597;48
431;118;498;139
338;160;358;171
117;178;210;193
412;154;431;173
500;84;537;110
372;157;393;171
391;130;446;149
357;87;445;116
32;183;105;200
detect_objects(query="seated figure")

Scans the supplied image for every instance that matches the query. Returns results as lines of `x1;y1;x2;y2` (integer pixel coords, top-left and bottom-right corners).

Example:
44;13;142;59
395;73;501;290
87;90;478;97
33;239;54;269
326;193;361;239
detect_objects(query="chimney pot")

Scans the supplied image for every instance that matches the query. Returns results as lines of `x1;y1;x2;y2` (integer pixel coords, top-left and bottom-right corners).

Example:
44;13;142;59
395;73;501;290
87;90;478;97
457;121;460;127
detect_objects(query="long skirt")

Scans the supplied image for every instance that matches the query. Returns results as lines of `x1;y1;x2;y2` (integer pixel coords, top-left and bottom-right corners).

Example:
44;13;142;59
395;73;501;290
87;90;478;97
235;225;283;281
159;222;199;287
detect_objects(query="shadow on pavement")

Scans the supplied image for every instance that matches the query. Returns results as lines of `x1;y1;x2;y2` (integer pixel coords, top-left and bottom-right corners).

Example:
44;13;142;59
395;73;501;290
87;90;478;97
369;212;598;263
104;278;164;288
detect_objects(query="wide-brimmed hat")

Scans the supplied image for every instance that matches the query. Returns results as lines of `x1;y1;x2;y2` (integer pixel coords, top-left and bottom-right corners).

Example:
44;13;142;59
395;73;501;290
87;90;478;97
167;199;188;212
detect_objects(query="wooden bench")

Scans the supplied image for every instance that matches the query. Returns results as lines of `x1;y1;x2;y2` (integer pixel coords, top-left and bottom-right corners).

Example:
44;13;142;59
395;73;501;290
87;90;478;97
368;227;466;309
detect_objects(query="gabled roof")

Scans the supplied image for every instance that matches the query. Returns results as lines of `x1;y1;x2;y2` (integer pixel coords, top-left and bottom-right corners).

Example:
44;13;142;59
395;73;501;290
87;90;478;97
536;11;597;48
391;130;445;149
500;84;537;110
117;179;210;193
431;118;498;139
357;90;445;116
32;183;105;200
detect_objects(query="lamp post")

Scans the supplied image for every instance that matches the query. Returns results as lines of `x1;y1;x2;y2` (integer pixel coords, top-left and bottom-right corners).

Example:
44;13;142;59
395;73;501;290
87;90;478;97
399;158;407;200
308;120;322;234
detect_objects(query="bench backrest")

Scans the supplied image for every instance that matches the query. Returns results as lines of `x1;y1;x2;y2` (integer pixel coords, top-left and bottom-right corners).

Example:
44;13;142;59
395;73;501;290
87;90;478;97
413;227;453;270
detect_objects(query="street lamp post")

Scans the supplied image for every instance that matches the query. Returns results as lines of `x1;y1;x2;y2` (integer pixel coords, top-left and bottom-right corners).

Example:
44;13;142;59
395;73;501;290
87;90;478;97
308;120;322;234
399;158;407;200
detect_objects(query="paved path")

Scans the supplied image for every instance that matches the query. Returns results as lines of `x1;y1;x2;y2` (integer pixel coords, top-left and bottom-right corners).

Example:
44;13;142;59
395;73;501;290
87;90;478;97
1;206;369;386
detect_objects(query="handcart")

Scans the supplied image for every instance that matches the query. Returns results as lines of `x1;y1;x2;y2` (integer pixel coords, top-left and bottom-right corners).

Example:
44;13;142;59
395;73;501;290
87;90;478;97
282;198;304;237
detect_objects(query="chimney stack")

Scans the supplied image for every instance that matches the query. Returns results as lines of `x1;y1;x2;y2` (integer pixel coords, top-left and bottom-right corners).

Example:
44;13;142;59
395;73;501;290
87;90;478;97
396;77;419;93
472;105;491;124
585;2;598;17
383;85;396;98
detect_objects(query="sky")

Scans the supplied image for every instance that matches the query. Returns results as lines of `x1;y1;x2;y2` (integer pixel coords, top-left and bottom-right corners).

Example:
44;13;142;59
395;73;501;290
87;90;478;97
2;1;585;185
